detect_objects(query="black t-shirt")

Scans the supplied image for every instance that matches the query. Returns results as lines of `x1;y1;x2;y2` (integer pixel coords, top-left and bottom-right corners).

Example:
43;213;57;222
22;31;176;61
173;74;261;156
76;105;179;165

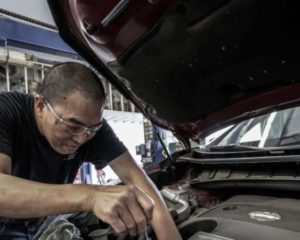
0;92;127;184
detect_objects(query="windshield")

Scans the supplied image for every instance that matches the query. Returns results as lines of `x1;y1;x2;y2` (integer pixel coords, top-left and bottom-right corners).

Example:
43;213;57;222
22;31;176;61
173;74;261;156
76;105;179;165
206;106;300;149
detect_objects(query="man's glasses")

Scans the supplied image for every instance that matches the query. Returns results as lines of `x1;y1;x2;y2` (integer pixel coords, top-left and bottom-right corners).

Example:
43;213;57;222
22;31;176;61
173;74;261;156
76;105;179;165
41;96;103;136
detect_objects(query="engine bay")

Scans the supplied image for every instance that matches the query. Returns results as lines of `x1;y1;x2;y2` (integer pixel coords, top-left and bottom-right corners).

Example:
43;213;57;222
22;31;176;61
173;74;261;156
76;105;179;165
85;152;300;240
86;176;300;239
87;187;300;240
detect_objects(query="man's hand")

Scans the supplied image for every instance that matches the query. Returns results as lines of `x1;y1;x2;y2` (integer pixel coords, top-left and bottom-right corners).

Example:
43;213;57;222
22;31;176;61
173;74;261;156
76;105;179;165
90;184;154;236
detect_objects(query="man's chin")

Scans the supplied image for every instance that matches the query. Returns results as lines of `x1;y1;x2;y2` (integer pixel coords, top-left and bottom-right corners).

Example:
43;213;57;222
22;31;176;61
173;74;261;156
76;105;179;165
53;144;77;155
62;144;79;154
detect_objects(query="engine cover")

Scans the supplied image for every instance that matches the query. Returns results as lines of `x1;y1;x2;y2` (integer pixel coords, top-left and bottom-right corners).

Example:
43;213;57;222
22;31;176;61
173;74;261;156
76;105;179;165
180;195;300;240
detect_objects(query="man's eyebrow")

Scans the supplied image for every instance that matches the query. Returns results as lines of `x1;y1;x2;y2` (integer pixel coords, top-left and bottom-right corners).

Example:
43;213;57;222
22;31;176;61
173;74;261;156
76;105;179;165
67;118;86;126
67;117;103;127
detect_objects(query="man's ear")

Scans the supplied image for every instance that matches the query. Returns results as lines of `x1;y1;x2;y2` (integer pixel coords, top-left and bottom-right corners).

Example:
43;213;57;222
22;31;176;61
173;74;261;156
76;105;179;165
34;95;45;116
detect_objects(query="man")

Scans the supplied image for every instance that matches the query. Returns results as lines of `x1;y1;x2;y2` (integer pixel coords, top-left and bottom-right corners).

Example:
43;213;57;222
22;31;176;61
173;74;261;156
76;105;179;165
0;62;181;239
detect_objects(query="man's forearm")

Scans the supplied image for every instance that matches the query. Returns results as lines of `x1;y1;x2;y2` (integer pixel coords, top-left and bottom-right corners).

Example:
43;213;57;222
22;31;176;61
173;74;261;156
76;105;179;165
151;198;182;240
0;173;92;218
135;177;182;240
120;168;181;239
110;152;182;239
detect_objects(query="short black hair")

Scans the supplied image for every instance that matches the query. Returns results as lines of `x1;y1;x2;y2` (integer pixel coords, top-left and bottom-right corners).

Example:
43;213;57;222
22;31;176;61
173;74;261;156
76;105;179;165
37;62;106;105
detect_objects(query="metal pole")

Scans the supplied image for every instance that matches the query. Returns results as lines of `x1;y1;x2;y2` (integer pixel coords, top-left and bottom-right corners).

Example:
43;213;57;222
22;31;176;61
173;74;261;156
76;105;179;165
41;64;45;80
6;63;10;91
120;95;124;112
131;103;135;112
24;66;28;93
108;83;113;110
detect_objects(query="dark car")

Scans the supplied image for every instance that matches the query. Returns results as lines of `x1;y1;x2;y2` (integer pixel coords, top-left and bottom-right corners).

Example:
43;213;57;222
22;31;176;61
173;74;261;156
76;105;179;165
48;1;300;239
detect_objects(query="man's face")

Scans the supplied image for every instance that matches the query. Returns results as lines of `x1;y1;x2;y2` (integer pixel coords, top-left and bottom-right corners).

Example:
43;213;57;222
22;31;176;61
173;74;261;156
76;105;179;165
36;90;103;155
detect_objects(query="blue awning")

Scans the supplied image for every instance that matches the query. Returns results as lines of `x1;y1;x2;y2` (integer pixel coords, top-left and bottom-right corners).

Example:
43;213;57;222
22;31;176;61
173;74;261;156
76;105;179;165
0;16;78;57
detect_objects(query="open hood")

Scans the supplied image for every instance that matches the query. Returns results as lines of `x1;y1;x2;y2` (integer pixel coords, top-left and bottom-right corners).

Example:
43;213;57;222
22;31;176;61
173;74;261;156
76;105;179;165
47;0;300;143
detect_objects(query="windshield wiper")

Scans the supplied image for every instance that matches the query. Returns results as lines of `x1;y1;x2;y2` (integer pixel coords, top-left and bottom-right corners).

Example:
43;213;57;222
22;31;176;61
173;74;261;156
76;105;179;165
207;144;264;152
194;144;300;158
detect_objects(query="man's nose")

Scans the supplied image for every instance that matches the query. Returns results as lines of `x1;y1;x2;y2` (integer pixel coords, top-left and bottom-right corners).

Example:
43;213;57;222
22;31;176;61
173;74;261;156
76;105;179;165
72;132;90;144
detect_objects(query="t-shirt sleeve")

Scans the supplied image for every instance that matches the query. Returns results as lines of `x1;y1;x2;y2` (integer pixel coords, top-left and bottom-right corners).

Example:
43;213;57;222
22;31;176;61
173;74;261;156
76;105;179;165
85;119;127;169
0;97;15;157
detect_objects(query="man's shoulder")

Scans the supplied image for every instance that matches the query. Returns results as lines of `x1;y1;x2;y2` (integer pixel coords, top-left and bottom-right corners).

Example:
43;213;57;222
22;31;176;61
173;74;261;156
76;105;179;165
0;92;34;118
0;91;32;102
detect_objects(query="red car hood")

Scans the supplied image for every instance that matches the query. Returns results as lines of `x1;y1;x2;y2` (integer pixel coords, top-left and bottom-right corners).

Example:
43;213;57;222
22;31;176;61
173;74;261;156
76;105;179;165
47;0;300;145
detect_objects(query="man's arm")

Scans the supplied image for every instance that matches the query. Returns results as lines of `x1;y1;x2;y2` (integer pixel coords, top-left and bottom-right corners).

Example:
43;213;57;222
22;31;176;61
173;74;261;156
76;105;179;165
109;151;182;240
0;153;154;235
0;153;92;218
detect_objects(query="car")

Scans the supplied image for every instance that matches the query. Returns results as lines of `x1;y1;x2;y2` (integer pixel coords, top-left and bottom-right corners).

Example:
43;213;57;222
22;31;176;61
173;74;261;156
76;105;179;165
47;1;300;239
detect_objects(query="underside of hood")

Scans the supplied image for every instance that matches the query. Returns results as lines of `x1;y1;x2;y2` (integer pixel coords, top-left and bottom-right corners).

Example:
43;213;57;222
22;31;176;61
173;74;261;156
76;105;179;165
47;0;300;142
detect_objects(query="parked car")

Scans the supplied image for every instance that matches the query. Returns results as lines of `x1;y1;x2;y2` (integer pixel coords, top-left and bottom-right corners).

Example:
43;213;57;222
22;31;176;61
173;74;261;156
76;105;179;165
48;1;300;239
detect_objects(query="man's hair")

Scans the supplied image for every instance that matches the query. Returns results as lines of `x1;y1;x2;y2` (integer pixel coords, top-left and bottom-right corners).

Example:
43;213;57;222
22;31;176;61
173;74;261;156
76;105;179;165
37;62;106;105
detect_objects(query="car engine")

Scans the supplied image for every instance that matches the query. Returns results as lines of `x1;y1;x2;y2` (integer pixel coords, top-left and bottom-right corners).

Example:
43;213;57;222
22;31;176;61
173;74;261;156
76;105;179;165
86;184;300;240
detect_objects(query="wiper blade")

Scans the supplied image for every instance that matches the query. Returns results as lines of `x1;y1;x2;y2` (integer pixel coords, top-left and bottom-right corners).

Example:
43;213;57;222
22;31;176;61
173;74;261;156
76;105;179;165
207;144;263;152
194;144;300;159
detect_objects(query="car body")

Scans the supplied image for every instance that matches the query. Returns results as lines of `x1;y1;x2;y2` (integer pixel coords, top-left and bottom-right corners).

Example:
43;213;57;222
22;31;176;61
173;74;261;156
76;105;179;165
47;1;300;239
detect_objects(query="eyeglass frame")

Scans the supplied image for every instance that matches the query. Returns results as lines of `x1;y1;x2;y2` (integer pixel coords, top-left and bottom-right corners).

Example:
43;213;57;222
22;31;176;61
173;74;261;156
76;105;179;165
40;95;103;136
